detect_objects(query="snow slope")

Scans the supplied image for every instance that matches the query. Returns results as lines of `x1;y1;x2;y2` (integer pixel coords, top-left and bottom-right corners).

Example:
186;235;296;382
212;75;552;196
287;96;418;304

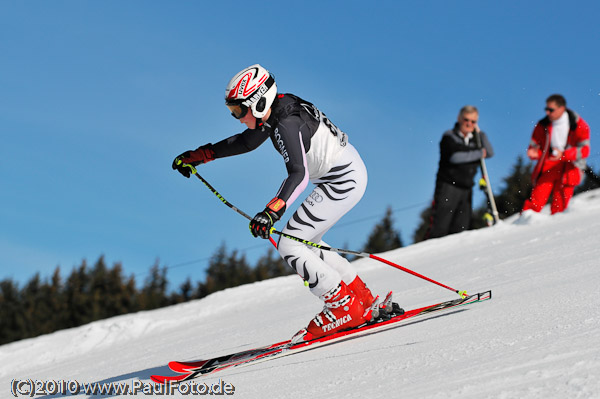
2;189;600;398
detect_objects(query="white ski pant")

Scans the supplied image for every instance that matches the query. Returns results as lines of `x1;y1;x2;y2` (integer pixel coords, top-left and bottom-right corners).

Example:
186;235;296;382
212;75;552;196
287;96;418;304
277;144;368;298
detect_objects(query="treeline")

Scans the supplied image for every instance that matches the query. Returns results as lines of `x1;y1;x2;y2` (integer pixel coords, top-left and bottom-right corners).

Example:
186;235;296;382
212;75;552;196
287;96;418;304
0;213;404;346
0;245;295;346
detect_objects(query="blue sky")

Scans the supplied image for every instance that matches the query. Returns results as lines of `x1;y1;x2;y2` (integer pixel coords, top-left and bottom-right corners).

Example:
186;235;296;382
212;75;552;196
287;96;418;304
2;1;599;290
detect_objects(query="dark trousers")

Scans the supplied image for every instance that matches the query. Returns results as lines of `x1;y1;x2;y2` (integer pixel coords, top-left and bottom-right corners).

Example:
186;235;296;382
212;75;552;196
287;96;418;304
427;181;472;239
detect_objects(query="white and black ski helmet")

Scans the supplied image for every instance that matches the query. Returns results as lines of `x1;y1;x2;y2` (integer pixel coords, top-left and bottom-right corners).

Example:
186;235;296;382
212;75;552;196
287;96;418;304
225;64;277;119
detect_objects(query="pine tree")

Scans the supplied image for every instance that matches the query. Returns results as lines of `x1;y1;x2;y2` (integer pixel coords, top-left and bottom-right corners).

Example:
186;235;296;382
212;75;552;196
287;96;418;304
171;277;194;304
90;256;109;320
412;204;433;244
138;260;169;310
64;261;92;327
493;155;533;219
575;165;600;195
21;273;46;337
254;247;292;281
469;156;534;229
104;261;137;317
362;206;403;253
198;243;254;297
199;243;230;297
44;267;65;334
226;250;253;287
0;279;25;345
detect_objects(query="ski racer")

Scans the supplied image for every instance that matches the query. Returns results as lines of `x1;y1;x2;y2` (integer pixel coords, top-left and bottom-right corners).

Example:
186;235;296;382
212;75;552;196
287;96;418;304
172;64;380;341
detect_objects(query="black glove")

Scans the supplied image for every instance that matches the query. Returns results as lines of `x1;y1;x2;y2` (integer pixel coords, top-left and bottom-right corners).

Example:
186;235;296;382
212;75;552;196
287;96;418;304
250;198;286;239
172;144;215;178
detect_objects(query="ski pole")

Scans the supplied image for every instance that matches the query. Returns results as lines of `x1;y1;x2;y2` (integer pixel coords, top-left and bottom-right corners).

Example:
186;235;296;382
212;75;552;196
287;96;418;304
185;165;466;298
479;158;499;223
474;131;499;224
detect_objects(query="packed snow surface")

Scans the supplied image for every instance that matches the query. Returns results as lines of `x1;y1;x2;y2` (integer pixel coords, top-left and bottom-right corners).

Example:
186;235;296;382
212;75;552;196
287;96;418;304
2;189;600;398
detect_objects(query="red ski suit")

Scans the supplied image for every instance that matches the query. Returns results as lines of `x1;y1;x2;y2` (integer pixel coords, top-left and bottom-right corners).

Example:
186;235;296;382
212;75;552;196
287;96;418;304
523;109;590;214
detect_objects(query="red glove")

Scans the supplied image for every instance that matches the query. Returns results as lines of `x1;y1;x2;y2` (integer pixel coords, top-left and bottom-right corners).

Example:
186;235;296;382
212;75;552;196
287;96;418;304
172;144;215;178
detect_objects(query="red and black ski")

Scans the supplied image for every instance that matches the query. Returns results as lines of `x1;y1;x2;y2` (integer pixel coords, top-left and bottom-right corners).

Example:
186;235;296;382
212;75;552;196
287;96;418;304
151;290;491;384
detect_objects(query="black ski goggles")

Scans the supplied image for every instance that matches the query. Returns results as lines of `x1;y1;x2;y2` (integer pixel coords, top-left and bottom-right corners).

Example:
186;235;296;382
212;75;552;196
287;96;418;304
226;103;249;119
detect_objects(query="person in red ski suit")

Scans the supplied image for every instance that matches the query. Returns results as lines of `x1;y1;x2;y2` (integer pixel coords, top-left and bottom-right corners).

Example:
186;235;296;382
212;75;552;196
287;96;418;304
522;94;590;214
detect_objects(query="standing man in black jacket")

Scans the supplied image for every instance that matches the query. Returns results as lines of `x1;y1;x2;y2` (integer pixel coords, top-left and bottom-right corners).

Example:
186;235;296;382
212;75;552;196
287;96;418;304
427;105;494;239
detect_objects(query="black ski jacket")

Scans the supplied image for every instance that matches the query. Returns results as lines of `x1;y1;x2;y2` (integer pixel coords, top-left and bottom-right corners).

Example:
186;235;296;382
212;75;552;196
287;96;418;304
436;124;494;189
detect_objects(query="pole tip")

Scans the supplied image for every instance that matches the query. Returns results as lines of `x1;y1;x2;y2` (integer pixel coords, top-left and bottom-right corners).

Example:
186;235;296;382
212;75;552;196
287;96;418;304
458;290;468;298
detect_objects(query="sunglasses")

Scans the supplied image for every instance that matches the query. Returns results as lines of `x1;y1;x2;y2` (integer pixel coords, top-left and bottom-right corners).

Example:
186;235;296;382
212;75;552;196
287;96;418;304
227;103;249;119
462;118;478;124
544;107;556;113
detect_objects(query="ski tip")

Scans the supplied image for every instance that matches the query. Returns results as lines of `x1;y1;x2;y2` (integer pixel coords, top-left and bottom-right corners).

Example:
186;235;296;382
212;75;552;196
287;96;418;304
150;375;166;384
168;359;210;373
458;290;468;299
151;372;193;385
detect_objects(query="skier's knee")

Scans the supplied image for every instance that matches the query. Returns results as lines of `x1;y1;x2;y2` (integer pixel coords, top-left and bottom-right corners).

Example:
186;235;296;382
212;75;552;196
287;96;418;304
276;235;305;257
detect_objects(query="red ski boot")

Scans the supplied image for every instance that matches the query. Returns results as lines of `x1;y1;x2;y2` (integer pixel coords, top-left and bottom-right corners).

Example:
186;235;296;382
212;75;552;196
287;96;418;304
348;275;375;309
293;281;370;342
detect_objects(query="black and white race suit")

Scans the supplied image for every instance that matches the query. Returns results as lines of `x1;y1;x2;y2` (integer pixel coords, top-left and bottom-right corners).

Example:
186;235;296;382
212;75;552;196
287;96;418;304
210;93;368;297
